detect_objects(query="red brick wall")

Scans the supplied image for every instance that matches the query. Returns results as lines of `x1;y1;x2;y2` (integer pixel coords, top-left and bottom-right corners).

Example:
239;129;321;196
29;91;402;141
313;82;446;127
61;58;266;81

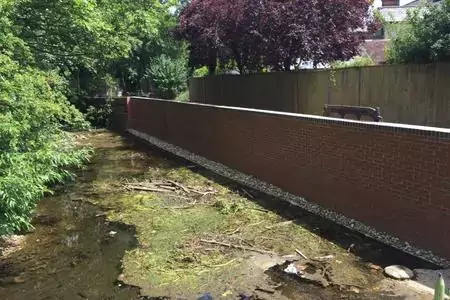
109;97;128;133
127;97;450;260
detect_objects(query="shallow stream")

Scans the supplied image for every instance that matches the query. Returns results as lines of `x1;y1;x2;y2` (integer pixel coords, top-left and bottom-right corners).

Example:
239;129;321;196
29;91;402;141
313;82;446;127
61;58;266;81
0;131;438;300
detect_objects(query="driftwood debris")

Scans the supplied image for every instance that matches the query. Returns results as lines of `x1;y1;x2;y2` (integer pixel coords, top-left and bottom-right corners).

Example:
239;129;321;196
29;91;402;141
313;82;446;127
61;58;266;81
188;187;217;197
200;239;275;255
295;249;308;260
240;188;254;199
166;180;190;193
123;180;217;196
265;220;294;230
125;185;171;193
255;286;276;294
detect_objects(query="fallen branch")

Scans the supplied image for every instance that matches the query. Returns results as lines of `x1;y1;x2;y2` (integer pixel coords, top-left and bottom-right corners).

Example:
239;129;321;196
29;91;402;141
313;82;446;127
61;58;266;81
164;204;196;210
248;221;265;227
189;189;209;195
255;286;275;294
204;258;238;268
200;239;274;255
265;220;293;230
166;180;190;193
251;207;270;213
295;249;308;260
313;255;335;261
201;191;217;197
154;184;177;191
189;189;218;197
226;227;241;235
125;185;171;193
241;188;254;199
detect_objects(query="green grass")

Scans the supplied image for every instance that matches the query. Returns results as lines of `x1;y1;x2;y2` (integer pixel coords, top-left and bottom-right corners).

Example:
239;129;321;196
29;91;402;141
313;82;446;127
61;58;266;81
175;90;189;102
84;138;382;298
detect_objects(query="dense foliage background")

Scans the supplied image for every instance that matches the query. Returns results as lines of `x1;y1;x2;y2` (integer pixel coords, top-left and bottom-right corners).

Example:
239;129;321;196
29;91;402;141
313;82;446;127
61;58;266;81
0;0;187;233
1;0;88;233
388;0;450;64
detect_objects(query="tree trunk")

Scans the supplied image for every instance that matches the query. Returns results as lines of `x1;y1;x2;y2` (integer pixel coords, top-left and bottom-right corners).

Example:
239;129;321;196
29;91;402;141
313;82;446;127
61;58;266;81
233;48;244;75
283;59;291;71
207;62;216;75
236;60;244;75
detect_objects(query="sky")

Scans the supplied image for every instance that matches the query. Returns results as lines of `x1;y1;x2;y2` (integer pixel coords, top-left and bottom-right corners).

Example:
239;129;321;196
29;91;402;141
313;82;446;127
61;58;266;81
373;0;415;7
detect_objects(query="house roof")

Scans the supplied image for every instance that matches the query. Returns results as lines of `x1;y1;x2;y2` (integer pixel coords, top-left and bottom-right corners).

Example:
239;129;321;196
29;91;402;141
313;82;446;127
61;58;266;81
379;0;441;22
401;0;423;7
402;0;442;6
379;7;409;21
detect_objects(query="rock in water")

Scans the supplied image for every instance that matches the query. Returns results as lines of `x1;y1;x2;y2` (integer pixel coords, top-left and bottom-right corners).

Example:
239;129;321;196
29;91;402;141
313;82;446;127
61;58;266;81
117;274;125;282
384;265;414;280
197;293;213;300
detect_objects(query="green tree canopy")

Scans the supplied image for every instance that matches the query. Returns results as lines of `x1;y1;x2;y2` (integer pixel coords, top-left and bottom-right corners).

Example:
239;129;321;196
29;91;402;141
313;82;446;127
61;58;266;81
388;0;450;64
0;0;91;233
0;0;187;233
11;0;175;70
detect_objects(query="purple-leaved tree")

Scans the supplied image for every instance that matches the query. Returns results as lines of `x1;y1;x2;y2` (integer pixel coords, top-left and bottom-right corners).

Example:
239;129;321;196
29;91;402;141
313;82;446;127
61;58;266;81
176;0;376;73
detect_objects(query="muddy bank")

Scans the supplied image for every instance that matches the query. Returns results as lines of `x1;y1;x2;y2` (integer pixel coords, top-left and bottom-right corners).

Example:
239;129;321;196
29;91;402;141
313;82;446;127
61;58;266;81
0;131;440;299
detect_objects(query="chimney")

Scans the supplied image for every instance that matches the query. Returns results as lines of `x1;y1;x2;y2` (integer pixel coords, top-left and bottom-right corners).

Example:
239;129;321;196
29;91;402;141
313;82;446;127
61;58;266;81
382;0;400;6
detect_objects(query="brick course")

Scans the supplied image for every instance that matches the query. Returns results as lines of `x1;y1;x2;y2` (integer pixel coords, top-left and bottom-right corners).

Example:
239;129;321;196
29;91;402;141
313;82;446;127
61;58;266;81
126;97;450;260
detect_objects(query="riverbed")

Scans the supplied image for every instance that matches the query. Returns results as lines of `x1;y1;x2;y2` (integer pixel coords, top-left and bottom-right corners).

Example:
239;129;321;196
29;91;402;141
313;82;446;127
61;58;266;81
0;131;438;299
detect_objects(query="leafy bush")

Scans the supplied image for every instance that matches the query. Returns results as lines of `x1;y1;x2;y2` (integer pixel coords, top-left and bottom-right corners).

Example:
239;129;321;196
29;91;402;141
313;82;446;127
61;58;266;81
146;55;188;99
331;56;375;69
388;0;450;64
85;102;113;128
82;75;117;128
193;66;209;78
175;90;190;102
0;54;91;234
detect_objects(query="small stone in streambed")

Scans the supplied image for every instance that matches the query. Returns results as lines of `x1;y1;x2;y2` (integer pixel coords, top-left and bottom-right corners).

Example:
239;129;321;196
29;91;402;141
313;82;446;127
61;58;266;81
0;276;26;285
284;263;299;275
384;265;414;280
13;276;26;284
117;274;125;282
367;263;382;271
